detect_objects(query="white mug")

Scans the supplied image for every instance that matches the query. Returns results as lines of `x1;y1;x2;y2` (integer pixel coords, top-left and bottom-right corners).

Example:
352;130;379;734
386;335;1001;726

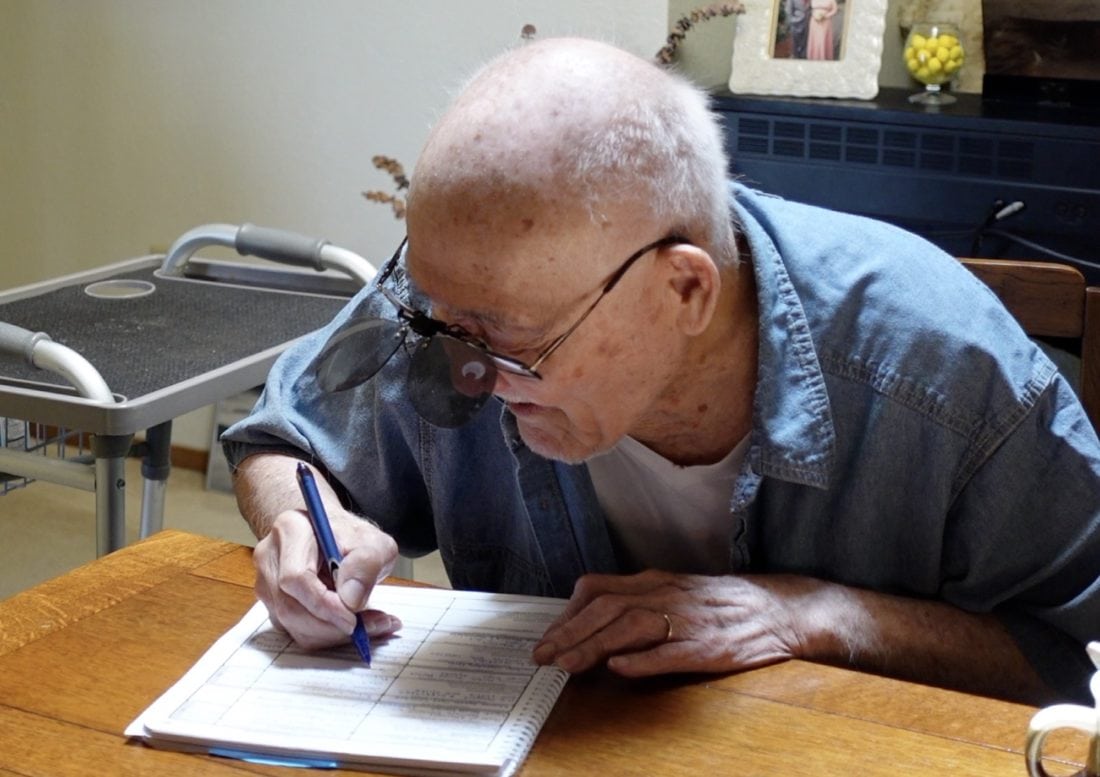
1025;642;1100;777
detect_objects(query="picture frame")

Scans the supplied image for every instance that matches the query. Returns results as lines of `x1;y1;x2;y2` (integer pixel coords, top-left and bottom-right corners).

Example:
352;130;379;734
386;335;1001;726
729;0;888;99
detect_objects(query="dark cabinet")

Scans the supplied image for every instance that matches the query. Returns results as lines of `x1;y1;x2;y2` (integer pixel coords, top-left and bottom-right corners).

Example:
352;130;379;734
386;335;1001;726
713;87;1100;282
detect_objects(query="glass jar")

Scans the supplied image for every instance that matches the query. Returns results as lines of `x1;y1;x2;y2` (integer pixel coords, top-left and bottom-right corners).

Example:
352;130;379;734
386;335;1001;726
903;22;965;105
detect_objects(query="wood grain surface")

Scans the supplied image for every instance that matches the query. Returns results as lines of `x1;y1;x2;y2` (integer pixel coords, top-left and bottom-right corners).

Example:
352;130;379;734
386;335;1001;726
0;530;1085;776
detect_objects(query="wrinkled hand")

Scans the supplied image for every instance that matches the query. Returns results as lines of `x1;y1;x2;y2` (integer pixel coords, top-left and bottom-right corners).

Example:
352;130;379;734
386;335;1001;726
253;506;402;651
533;570;823;677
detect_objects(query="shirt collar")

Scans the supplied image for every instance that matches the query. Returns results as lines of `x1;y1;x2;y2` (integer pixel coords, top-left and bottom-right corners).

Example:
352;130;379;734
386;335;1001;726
731;185;837;489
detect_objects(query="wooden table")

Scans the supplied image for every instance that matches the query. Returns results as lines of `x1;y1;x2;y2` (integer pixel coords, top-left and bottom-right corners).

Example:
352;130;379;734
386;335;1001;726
0;530;1087;776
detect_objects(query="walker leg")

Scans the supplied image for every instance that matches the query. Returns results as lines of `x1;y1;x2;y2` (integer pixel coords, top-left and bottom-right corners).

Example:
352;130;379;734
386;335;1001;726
92;434;133;556
139;421;172;539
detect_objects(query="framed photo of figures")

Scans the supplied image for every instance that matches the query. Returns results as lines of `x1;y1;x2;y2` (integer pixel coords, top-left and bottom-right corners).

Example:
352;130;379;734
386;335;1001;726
729;0;888;99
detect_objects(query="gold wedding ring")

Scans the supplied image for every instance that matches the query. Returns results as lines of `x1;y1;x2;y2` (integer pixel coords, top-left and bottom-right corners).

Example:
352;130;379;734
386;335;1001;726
661;612;674;642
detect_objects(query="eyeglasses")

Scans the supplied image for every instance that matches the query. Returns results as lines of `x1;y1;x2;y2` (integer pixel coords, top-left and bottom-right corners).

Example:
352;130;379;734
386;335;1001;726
312;233;690;428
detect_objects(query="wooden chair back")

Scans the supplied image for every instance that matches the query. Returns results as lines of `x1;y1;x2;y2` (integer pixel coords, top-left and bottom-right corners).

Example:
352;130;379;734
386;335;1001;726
959;258;1100;434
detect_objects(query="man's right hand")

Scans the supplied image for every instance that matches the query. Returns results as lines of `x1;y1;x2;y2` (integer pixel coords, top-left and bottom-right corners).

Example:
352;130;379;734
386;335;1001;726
233;454;402;650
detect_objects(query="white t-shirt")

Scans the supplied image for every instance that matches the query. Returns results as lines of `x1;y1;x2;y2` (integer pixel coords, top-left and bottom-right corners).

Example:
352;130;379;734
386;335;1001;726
586;434;749;574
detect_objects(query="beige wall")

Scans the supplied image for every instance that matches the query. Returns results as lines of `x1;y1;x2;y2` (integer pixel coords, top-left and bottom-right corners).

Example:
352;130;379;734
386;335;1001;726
1;1;667;290
0;1;666;450
1;1;975;453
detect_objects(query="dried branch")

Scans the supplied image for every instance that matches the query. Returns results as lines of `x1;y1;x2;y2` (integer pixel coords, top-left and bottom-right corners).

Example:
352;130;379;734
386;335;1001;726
371;155;409;191
361;190;406;220
362;155;409;220
655;2;746;65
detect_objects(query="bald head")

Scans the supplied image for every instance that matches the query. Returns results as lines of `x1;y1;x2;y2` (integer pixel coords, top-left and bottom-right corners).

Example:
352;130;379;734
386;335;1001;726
407;38;735;263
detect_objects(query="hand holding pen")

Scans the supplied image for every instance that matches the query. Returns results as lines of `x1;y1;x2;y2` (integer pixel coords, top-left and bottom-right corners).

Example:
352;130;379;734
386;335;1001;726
296;462;375;665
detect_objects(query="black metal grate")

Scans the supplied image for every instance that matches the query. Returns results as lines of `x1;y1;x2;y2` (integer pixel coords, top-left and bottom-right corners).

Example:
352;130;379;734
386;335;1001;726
731;117;1038;181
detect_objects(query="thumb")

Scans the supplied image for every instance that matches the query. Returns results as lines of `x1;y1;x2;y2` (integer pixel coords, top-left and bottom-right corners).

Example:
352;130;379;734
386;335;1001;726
337;575;369;613
332;526;399;612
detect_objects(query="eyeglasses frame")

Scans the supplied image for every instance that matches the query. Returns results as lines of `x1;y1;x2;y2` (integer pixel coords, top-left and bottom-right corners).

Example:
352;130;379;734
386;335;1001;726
374;233;691;380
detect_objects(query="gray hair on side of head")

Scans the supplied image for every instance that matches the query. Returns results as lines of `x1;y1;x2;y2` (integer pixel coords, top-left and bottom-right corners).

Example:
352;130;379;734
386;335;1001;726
565;68;739;269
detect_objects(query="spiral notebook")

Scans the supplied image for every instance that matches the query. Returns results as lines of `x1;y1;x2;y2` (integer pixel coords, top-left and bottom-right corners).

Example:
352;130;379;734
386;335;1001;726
126;585;570;776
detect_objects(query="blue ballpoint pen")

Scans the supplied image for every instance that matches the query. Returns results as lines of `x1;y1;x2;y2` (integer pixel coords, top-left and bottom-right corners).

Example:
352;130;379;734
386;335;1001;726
295;462;372;666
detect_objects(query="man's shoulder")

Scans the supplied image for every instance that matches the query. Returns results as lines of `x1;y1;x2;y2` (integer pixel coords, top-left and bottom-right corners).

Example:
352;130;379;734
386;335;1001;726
734;183;1058;436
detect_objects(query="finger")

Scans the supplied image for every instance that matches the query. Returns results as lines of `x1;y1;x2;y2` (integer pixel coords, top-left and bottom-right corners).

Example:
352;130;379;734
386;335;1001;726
333;527;399;612
275;514;357;629
260;571;400;649
535;591;633;664
540;569;685;652
262;590;355;651
256;512;356;637
543;607;675;673
546;570;679;631
607;641;703;677
361;609;403;637
254;542;352;651
607;637;789;678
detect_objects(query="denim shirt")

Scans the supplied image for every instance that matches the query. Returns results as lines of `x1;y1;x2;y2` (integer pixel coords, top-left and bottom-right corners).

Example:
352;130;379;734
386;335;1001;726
223;183;1100;699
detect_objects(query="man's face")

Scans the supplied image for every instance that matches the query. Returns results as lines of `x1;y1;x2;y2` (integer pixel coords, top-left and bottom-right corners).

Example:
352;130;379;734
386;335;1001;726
404;210;684;464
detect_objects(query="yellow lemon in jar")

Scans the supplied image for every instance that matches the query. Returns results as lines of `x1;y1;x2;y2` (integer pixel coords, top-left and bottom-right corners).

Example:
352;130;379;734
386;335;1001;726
905;26;965;86
905;23;964;102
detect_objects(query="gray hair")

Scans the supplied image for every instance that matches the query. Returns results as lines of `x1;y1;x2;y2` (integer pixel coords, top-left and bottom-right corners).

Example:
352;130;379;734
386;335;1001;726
566;67;738;267
421;39;739;267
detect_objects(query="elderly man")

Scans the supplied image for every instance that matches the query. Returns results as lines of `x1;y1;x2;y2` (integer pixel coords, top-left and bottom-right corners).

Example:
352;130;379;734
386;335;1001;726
224;38;1100;704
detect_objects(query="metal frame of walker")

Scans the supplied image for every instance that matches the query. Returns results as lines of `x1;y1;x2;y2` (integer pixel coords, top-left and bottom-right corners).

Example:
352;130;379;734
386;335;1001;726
0;223;375;557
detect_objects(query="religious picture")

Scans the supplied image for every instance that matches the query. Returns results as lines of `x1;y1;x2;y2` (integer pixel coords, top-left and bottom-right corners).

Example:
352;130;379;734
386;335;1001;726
772;0;848;61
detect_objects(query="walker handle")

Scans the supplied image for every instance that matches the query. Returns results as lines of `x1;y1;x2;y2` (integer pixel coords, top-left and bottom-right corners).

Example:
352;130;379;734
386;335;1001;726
0;321;51;365
234;223;328;270
0;322;114;402
160;223;375;286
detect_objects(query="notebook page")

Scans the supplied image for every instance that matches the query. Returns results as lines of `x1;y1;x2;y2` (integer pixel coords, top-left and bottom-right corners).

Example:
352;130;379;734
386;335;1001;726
127;586;569;776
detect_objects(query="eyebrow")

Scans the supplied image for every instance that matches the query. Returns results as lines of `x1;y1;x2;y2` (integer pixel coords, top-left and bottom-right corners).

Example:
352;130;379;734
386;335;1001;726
441;304;548;340
402;267;548;338
402;245;551;338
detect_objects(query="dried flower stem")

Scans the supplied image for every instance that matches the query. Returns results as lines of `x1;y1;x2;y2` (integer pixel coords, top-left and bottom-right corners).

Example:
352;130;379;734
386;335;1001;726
655;2;746;65
361;190;406;219
362;154;409;220
371;155;409;191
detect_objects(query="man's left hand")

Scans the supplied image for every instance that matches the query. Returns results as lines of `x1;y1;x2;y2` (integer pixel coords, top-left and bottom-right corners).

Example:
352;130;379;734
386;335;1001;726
532;570;823;676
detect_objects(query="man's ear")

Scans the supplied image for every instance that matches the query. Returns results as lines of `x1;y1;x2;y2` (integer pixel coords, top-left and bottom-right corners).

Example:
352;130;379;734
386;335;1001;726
664;245;721;336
